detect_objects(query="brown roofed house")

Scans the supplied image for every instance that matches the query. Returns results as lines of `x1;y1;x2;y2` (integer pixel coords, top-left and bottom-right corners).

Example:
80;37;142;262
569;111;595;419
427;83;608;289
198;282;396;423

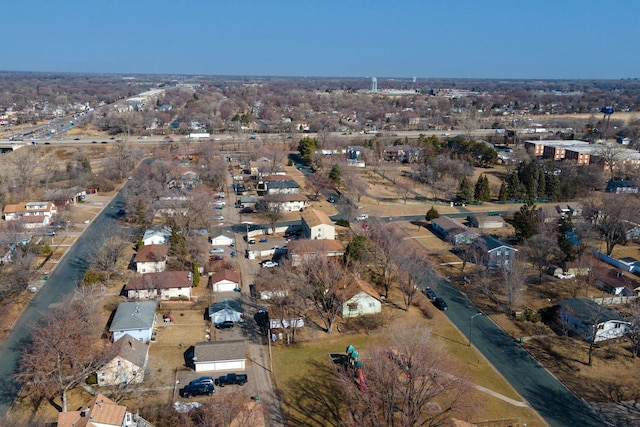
134;244;169;273
125;270;192;300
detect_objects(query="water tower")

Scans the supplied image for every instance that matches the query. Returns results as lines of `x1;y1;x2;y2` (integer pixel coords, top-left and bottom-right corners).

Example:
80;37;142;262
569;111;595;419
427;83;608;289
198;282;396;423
371;77;377;93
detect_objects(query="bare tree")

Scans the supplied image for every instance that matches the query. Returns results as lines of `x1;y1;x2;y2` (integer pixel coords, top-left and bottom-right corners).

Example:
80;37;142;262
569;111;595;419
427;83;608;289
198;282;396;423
593;143;626;181
627;300;640;358
15;288;116;412
295;256;347;334
256;193;287;235
583;194;640;255
524;234;563;284
368;222;401;300
396;247;433;311
500;258;526;316
335;324;476;427
92;224;131;287
305;171;332;201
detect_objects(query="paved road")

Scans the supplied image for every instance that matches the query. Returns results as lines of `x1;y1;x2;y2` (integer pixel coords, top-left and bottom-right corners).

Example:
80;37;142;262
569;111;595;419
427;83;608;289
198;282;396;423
434;278;606;427
0;189;125;416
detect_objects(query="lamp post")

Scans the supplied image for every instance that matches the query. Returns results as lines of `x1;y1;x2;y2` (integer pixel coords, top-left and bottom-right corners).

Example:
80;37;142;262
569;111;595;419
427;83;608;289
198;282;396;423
468;312;483;347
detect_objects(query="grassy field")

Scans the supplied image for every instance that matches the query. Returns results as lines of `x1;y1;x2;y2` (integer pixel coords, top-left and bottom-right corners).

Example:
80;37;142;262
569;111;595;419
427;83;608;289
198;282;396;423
270;298;547;427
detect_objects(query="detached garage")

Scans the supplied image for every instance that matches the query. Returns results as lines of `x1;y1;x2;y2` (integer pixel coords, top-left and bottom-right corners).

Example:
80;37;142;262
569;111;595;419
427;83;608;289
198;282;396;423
193;340;246;372
209;269;240;292
210;234;234;246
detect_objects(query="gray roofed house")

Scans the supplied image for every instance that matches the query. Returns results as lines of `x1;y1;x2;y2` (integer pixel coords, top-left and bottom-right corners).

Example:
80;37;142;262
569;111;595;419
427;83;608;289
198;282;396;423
208;299;243;324
431;216;479;245
109;301;157;343
557;298;631;342
96;333;149;386
193;340;247;372
471;235;517;270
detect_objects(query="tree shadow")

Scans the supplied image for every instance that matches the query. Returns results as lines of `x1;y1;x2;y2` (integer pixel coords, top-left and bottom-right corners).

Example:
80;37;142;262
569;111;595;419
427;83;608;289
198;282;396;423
279;359;344;427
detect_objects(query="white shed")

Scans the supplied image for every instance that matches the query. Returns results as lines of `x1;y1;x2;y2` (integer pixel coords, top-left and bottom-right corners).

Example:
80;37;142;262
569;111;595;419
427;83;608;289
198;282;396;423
193;340;246;372
210;234;234;246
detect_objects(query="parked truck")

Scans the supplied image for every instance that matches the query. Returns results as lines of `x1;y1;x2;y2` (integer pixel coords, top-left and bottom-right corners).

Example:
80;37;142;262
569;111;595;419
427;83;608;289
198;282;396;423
214;373;248;387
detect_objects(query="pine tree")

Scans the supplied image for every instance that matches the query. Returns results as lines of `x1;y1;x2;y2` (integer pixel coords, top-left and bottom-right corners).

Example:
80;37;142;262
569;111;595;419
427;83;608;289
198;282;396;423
329;164;342;185
474;174;491;202
457;177;474;204
498;180;508;201
506;171;524;200
425;206;440;221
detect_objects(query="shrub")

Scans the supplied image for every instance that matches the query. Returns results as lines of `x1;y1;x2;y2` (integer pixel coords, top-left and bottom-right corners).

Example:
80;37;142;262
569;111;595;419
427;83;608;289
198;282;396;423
336;219;350;227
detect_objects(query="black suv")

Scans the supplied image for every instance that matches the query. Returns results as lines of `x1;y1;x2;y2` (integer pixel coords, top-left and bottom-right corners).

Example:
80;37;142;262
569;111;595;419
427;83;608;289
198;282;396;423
423;287;437;302
179;383;215;398
433;297;448;311
215;320;234;329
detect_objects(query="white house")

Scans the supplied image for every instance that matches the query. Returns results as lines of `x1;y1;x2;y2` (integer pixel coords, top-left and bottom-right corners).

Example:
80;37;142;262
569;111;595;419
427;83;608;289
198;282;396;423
109;301;157;343
193;340;246;372
96;334;148;387
210;234;234;246
134;244;168;273
301;208;335;240
3;201;57;222
557;298;631;342
208;299;244;324
142;226;172;246
337;277;382;318
124;271;193;301
209;269;240;292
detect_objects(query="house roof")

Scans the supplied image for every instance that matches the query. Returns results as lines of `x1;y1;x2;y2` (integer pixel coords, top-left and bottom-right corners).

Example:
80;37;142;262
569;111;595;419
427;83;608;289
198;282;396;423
301;208;334;228
209;299;243;316
209;268;240;285
432;216;468;235
337;276;381;302
557;298;624;325
472;235;516;252
110;301;157;332
288;239;345;254
113;333;148;368
125;271;192;291
57;393;126;427
194;339;246;363
271;193;308;202
134;244;169;263
142;226;172;241
262;174;295;182
266;180;300;189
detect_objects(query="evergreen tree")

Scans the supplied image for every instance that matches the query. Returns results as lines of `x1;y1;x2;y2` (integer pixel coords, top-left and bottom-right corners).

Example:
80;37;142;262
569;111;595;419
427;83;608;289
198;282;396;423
513;202;539;241
506;171;524;200
425;206;440;221
457;177;474;204
545;173;561;202
474;174;491;202
329;164;342;185
297;136;318;164
537;170;546;200
498;180;508;201
192;262;200;287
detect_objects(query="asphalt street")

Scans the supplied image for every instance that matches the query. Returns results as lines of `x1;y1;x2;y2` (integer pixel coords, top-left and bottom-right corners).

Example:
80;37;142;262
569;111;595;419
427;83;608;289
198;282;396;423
434;278;606;427
0;187;126;416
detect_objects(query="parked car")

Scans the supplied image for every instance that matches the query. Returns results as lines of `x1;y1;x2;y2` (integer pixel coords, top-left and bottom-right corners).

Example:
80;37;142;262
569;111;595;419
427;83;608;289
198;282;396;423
355;213;369;221
261;260;278;268
209;255;224;261
189;376;214;386
215;320;234;329
433;297;448;311
209;248;224;254
259;238;268;243
214;373;248;387
247;238;256;244
423;287;437;302
179;383;215;398
555;272;576;280
215;214;224;220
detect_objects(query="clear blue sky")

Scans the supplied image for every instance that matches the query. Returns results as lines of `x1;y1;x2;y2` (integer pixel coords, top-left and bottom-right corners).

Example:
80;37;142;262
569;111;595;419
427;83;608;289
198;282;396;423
3;0;639;79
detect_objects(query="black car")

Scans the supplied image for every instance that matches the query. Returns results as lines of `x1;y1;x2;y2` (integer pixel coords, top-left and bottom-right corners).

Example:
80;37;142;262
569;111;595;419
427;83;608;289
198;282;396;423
423;287;437;302
179;383;215;398
215;320;234;329
433;297;448;311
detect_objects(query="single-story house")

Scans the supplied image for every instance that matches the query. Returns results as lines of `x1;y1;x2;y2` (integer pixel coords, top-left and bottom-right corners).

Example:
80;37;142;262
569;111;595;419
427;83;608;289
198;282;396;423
142;226;172;246
337;276;382;318
431;216;479;245
597;269;640;296
96;334;148;387
382;145;421;163
301;208;335;240
134;244;168;274
266;193;308;212
556;298;631;342
208;299;244;324
471;235;517;270
193;340;246;372
467;214;505;230
210;234;234;247
237;196;259;208
209;269;240;292
57;393;140;427
109;301;157;343
124;271;193;301
287;239;346;267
